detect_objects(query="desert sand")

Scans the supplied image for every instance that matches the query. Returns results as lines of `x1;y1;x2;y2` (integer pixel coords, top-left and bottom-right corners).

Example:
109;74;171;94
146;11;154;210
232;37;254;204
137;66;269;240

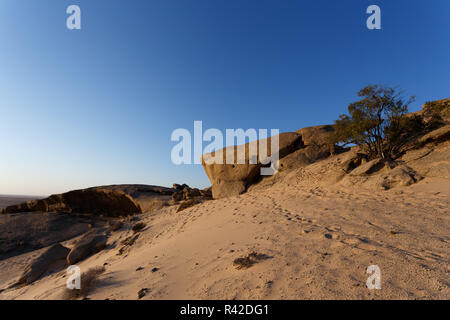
0;147;448;300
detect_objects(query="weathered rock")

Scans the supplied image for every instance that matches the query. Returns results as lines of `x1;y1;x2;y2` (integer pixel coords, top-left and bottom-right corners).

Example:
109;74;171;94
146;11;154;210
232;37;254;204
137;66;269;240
132;222;146;233
377;166;422;190
211;181;247;199
1;199;48;214
296;125;335;147
172;184;212;202
99;184;175;197
199;187;212;199
349;158;389;176
279;145;332;171
183;187;201;199
2;189;142;216
172;191;183;202
400;147;434;163
277;124;341;172
340;153;368;173
202;132;303;199
67;234;108;265
405;145;450;180
109;220;124;232
177;199;202;212
17;243;70;285
173;184;189;191
418;124;450;146
340;162;422;190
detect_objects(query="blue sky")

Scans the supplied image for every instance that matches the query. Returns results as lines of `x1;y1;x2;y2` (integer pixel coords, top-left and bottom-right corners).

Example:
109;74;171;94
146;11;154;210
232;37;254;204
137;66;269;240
0;0;449;195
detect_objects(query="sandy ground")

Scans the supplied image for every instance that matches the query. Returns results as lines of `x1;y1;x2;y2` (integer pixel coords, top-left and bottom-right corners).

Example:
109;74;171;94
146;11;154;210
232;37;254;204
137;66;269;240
1;169;448;299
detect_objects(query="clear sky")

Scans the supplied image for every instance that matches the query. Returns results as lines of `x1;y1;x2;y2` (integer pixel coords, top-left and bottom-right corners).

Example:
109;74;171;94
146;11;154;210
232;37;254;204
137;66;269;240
1;0;449;196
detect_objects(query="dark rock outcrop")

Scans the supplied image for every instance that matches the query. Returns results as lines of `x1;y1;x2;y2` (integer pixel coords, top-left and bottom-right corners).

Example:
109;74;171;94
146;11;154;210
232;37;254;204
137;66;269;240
98;184;175;197
418;124;450;146
173;184;189;191
67;233;108;265
96;185;175;213
202;132;304;199
278;144;333;171
172;184;212;202
279;125;340;171
176;199;202;212
296;125;335;147
1;188;142;216
340;153;369;173
201;126;343;199
377;166;422;190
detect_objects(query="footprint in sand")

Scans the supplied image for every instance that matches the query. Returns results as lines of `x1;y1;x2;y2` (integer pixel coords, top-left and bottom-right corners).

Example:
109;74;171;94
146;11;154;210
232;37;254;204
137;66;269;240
342;237;378;251
325;225;342;232
323;232;340;240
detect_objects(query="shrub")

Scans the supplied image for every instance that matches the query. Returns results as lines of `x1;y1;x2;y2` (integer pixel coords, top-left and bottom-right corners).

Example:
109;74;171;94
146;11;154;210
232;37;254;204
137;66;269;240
176;199;201;212
330;85;417;160
63;266;105;299
109;220;124;231
233;252;270;270
132;222;146;233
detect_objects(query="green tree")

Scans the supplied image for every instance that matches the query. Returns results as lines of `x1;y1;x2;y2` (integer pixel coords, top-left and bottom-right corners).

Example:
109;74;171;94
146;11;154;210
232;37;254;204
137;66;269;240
331;85;416;160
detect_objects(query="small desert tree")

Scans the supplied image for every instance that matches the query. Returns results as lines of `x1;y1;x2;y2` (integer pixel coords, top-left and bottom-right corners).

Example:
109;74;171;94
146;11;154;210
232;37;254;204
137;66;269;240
330;85;416;160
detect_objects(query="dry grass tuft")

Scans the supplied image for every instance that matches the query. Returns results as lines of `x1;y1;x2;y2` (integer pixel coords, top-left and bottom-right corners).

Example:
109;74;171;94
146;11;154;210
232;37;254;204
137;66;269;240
109;220;124;231
63;266;105;299
132;222;146;233
176;199;201;212
233;252;271;270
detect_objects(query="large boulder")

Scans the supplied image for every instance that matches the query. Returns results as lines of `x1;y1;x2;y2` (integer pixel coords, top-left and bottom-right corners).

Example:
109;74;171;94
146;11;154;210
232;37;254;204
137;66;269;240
403;144;450;180
100;185;176;213
418;124;450;146
376;166;422;190
16;243;70;285
172;184;211;202
67;234;108;265
340;161;423;190
202;132;303;199
279;145;332;171
339;152;368;173
278;125;338;172
1;188;142;216
296;125;335;147
348;158;389;176
102;184;174;197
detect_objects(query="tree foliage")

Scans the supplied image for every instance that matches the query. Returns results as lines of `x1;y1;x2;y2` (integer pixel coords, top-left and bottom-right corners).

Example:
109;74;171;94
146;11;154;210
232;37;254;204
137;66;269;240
330;85;417;160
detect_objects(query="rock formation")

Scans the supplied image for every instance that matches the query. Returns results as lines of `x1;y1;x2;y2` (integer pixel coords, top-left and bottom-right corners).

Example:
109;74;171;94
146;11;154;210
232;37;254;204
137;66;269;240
1;188;142;216
201;114;450;198
172;184;212;202
201;126;342;199
202;132;304;199
66;233;108;265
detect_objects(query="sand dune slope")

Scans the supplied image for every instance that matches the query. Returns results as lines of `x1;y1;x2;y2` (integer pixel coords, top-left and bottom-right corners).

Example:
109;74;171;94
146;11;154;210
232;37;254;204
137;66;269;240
1;169;448;299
